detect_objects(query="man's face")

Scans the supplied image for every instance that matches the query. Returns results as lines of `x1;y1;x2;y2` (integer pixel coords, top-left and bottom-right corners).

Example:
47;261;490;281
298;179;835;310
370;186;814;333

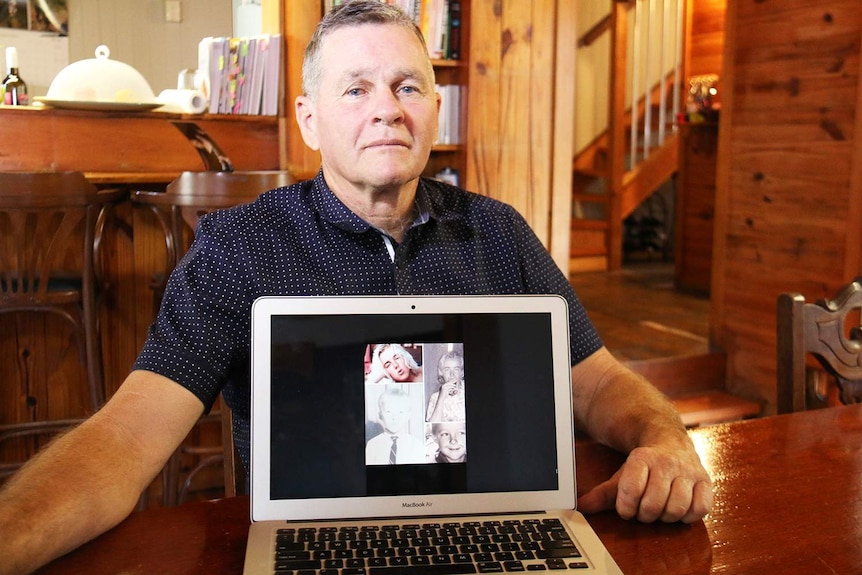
379;394;410;434
435;422;466;462
438;357;464;383
295;24;440;195
380;346;411;382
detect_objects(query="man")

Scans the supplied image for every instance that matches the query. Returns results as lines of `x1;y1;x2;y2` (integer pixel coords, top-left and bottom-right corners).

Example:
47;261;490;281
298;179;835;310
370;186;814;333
0;2;711;574
426;349;466;422
365;388;426;465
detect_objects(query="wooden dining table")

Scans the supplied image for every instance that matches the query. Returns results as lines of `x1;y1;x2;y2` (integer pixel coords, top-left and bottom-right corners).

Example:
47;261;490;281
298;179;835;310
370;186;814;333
34;404;862;575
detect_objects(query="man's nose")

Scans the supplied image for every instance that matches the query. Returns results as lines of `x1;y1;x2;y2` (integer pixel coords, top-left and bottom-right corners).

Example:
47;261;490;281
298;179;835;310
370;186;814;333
373;89;404;125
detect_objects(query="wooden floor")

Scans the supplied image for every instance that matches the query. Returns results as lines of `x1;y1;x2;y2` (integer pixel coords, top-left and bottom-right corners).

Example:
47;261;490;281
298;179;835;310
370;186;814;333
569;262;711;362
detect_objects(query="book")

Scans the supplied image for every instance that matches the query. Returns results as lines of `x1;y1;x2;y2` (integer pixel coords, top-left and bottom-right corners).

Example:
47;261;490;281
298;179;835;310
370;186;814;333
448;0;461;60
198;33;281;116
261;34;282;116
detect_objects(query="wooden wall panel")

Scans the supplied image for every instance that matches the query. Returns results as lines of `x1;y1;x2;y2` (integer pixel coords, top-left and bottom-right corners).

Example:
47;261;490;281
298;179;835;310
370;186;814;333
466;0;558;249
712;0;862;413
687;0;726;78
675;123;717;293
283;0;323;180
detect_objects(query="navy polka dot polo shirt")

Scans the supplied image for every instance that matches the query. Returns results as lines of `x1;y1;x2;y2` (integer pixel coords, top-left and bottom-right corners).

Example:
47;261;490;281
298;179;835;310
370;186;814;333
134;172;602;469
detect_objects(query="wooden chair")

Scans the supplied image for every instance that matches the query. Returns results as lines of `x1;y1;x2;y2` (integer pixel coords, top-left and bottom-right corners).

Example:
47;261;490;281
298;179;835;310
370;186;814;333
777;279;862;413
132;170;295;310
1;172;125;412
0;172;125;491
159;394;246;506
132;170;292;505
0;420;82;481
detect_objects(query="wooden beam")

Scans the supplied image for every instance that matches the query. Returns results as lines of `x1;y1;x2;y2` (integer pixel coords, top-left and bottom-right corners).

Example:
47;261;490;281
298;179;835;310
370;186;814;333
620;132;679;219
550;0;577;271
577;15;610;48
283;0;322;180
709;0;735;349
847;35;862;278
606;3;629;270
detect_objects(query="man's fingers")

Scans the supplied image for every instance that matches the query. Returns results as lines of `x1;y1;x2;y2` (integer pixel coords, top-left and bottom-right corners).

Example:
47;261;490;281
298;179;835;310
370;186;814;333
576;471;620;514
657;477;694;523
681;479;714;524
578;448;713;524
615;458;650;520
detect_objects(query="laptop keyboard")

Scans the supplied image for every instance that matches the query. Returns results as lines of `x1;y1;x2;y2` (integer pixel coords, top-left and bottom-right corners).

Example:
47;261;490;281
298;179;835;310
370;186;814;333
272;517;589;574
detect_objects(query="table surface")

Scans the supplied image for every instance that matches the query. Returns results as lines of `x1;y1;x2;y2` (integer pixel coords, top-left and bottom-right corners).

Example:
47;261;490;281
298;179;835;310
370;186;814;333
35;404;862;575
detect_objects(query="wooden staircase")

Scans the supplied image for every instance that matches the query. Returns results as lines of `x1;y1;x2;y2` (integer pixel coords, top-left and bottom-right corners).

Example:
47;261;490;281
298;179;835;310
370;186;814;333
570;0;684;274
571;102;679;273
568;3;760;427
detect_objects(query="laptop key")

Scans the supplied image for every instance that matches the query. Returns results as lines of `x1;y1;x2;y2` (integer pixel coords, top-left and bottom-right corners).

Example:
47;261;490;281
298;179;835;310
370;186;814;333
273;559;321;571
535;546;581;559
274;550;311;561
368;564;478;575
477;562;504;573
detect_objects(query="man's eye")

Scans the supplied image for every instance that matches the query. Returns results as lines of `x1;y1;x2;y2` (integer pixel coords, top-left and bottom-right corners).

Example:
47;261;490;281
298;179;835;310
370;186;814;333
400;85;419;94
346;87;364;97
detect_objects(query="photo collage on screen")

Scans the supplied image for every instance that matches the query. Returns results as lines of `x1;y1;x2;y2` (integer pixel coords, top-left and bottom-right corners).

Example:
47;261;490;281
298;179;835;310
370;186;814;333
364;343;466;466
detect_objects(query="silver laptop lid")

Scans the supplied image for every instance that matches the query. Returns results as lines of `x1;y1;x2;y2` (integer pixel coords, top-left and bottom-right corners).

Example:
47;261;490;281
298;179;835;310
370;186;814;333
249;295;576;522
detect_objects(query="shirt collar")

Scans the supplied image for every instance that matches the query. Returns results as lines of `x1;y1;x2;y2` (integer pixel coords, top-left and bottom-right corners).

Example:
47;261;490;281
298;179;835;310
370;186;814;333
309;170;459;235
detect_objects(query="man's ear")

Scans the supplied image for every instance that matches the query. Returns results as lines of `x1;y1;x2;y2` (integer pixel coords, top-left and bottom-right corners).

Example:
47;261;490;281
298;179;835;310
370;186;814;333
295;95;320;151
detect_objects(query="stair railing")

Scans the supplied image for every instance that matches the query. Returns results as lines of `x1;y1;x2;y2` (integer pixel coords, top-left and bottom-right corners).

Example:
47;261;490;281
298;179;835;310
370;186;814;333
572;0;687;271
628;0;686;166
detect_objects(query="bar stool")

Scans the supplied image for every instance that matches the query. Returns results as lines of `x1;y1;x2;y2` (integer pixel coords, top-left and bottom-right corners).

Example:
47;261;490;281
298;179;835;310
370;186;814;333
0;172;125;481
132;170;294;505
132;170;295;310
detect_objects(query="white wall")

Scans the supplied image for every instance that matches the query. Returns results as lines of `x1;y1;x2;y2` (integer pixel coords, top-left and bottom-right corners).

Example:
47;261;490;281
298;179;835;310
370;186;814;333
0;28;68;95
66;0;233;96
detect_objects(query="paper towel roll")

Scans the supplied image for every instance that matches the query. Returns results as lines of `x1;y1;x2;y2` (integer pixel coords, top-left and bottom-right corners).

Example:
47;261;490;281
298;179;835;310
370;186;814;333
157;89;207;114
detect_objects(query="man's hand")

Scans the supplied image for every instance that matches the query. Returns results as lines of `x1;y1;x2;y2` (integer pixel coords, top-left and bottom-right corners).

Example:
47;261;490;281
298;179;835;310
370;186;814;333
577;443;713;523
440;380;461;397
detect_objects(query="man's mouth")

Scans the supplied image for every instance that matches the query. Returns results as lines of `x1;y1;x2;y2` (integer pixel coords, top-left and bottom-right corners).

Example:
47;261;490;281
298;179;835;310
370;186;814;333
366;138;409;148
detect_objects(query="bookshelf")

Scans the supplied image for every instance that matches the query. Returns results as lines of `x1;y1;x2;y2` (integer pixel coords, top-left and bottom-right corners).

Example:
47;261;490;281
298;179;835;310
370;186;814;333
275;0;470;185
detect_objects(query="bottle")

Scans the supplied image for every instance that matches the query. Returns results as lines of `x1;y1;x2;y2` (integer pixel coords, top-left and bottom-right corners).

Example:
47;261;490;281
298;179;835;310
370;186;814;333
2;47;28;106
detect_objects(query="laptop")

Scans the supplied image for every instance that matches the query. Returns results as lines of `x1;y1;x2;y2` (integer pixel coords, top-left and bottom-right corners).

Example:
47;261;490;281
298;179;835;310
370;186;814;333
244;295;623;574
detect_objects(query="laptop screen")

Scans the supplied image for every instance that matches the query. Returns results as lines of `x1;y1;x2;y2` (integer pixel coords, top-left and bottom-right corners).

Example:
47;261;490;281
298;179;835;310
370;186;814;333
251;296;577;521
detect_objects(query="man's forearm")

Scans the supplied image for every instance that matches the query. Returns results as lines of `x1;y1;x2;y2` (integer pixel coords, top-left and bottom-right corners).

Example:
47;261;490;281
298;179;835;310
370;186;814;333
0;415;157;575
573;347;690;454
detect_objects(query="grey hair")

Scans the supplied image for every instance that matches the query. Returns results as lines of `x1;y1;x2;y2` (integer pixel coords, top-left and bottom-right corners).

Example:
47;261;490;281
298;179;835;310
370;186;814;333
302;0;432;100
436;350;464;373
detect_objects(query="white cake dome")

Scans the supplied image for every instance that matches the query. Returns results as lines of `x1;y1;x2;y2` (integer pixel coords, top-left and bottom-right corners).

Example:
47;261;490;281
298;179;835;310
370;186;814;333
46;45;156;104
